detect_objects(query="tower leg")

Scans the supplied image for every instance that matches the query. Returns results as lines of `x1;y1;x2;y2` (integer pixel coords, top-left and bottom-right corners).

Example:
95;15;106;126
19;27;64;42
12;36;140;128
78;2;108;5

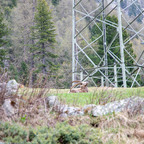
117;0;127;88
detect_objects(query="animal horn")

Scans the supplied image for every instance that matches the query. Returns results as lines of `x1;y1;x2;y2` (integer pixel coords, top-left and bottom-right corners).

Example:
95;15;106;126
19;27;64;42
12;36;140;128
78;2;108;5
70;82;82;91
72;80;81;83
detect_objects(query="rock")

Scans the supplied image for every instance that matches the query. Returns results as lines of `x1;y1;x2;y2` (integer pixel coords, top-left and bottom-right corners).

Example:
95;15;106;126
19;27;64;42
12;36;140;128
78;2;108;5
6;79;20;90
92;97;144;117
67;107;78;115
75;110;84;116
59;113;68;118
5;79;20;96
125;97;144;110
55;104;68;113
45;96;84;116
54;104;84;116
92;105;107;117
82;104;97;114
67;107;84;116
2;99;15;117
45;96;59;107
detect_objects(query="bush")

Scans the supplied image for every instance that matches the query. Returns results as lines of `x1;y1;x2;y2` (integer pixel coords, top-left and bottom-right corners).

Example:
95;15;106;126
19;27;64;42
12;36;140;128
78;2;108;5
0;122;103;144
0;122;27;143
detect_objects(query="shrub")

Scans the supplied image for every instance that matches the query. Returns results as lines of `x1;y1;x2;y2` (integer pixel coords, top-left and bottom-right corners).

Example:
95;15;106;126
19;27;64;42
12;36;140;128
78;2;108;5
0;122;27;143
0;122;103;144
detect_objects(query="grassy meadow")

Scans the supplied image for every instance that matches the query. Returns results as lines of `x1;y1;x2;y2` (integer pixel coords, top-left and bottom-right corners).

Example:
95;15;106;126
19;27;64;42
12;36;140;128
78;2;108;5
1;86;144;144
20;86;144;106
45;87;144;105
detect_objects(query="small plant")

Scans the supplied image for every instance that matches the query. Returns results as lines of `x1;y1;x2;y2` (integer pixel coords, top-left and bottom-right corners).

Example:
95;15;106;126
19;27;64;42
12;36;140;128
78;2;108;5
20;114;27;123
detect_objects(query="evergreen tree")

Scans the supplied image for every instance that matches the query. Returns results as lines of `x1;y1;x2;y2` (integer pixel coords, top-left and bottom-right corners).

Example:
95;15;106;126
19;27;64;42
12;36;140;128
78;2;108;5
9;64;19;81
19;61;29;85
120;0;127;9
128;3;143;23
91;15;135;66
0;11;8;68
52;0;60;6
31;0;57;75
11;0;17;7
90;15;136;86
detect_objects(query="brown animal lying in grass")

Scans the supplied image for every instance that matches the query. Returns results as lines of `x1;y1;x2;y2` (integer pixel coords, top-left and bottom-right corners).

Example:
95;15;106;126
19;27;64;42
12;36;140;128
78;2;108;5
69;81;88;93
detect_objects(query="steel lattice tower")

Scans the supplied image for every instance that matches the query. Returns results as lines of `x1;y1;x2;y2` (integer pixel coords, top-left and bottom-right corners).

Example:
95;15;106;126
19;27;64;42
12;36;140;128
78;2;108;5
72;0;144;87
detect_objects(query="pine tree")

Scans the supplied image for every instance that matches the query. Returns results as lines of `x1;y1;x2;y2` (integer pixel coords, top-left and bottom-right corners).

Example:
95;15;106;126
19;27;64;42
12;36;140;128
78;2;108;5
52;0;60;6
128;3;143;23
90;15;136;86
19;61;29;85
91;15;135;67
0;11;8;68
31;0;57;75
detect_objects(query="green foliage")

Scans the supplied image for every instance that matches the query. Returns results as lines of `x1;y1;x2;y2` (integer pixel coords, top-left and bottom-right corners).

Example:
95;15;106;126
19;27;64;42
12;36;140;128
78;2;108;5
0;11;8;46
55;86;144;107
0;122;103;144
31;0;58;75
29;129;36;142
0;0;17;9
9;62;29;84
90;15;136;86
20;114;27;123
0;122;27;143
120;0;127;9
91;15;135;66
0;0;17;18
4;7;11;17
52;0;60;6
11;0;17;7
0;11;8;68
19;61;29;85
128;3;143;23
9;64;19;81
0;49;7;68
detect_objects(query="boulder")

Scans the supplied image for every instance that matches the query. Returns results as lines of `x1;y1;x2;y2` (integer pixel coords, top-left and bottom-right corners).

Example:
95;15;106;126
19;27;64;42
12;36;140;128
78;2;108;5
2;99;15;117
67;107;84;116
55;105;84;116
45;96;84;116
59;113;68;118
45;96;59;107
82;104;97;114
54;104;68;113
92;97;144;117
6;79;20;96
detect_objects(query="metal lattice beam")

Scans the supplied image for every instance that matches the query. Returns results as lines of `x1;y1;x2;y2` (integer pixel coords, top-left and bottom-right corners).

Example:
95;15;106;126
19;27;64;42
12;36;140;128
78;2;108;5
72;0;144;87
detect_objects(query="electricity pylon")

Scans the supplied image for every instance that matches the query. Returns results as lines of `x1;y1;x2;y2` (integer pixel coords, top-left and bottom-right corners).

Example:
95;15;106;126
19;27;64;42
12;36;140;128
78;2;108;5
72;0;144;87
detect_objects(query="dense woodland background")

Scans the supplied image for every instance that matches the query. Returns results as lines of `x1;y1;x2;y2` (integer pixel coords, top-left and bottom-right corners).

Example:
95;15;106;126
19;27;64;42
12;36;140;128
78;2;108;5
0;0;144;88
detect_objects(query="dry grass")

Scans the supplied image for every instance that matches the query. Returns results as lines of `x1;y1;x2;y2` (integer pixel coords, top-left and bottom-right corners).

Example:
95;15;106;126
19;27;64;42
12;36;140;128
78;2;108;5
100;113;144;144
1;74;144;143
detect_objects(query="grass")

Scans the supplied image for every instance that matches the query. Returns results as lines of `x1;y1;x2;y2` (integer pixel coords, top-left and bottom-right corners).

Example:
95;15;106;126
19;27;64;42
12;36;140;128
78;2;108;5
20;86;144;106
52;87;144;106
2;86;144;144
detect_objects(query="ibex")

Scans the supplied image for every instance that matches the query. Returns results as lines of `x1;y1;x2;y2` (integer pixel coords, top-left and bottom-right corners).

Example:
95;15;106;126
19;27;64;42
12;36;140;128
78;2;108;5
69;81;88;93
